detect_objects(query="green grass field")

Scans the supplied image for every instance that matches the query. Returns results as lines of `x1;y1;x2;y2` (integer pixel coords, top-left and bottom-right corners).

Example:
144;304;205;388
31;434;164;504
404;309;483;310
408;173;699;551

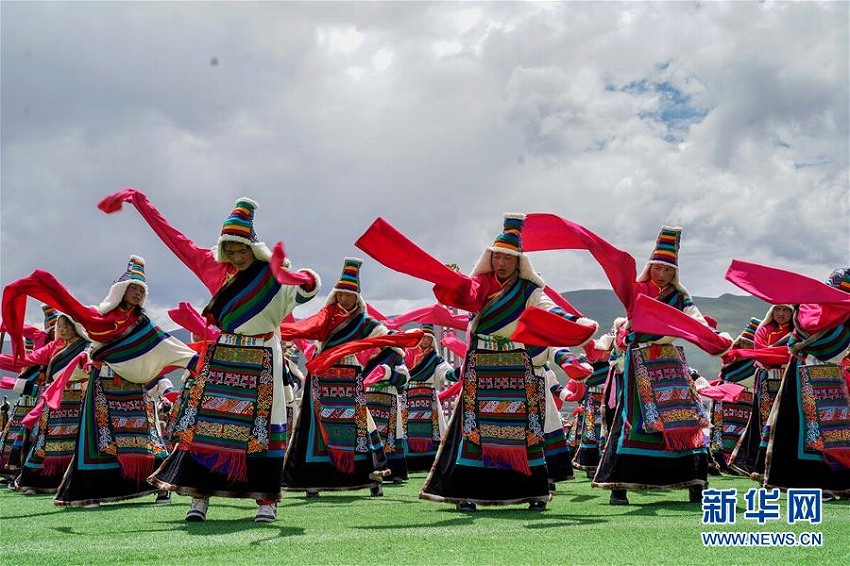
1;472;847;565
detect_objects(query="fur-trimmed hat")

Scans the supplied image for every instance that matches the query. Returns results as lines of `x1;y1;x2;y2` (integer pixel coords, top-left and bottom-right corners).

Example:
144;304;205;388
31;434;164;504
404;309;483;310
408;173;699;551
41;304;59;331
96;255;149;315
325;257;367;310
637;225;690;294
826;267;850;293
756;304;794;335
470;213;544;287
55;313;91;342
212;197;272;263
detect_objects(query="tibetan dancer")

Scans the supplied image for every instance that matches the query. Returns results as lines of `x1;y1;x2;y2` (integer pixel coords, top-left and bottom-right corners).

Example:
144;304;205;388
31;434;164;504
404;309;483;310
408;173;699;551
707;317;760;473
98;189;321;523
589;227;721;505
355;214;598;512
0;312;58;482
403;324;455;472
282;258;410;498
729;307;793;477
541;347;594;489
15;314;90;494
726;262;850;498
570;360;611;478
1;256;199;508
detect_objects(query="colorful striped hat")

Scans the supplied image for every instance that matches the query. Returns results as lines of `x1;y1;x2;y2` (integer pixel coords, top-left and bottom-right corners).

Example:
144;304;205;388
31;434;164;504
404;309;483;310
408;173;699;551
116;255;147;285
647;225;681;268
420;323;436;338
220;197;259;245
739;316;761;343
213;197;273;263
826;267;850;293
41;304;59;331
490;213;525;255
334;257;363;294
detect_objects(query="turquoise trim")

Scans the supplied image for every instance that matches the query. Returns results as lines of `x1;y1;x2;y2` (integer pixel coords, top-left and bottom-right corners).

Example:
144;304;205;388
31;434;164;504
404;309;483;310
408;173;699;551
795;364;825;463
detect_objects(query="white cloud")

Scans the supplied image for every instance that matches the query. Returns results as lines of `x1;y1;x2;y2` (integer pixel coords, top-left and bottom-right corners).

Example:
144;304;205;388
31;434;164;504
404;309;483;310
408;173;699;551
372;49;393;72
1;1;847;334
318;25;364;54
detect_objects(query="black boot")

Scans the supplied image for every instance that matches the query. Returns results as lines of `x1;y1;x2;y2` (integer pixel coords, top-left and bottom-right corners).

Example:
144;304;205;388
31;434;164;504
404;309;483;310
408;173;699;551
457;501;477;512
370;484;384;497
609;489;629;506
688;485;703;503
528;501;547;511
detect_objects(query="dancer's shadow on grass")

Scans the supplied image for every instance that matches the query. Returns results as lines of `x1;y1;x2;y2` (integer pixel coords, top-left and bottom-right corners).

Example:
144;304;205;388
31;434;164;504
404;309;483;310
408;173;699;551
51;524;176;536
620;500;702;518
5;509;65;520
157;518;306;538
281;494;418;508
353;508;609;531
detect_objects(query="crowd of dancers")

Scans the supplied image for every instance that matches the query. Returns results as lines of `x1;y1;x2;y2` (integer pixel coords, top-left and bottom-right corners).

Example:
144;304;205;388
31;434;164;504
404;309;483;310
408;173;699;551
1;188;847;523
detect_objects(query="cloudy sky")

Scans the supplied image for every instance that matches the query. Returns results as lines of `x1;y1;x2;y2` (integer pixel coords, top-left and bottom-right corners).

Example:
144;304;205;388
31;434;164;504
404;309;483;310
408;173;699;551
2;1;848;330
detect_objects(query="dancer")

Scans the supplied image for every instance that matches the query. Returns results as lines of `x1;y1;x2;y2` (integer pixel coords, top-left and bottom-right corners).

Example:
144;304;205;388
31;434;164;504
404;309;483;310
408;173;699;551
99;190;321;523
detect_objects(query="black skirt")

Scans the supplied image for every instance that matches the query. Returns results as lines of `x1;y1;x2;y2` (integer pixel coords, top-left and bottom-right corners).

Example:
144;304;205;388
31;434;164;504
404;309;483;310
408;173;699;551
420;404;550;505
150;450;283;501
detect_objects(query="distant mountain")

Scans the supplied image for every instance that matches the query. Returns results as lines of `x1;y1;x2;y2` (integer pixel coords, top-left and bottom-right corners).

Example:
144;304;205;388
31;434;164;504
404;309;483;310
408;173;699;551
561;289;771;379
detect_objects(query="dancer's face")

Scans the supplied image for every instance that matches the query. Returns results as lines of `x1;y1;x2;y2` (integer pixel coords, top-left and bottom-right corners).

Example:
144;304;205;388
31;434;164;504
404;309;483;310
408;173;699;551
773;306;793;325
336;291;358;311
56;317;78;341
491;252;519;282
122;284;145;306
649;264;675;288
223;242;255;271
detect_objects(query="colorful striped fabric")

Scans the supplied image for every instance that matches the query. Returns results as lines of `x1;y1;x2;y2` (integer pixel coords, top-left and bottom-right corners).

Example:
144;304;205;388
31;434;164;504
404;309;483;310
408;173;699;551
90;315;171;364
366;390;400;455
0;399;36;474
720;358;757;383
407;350;439;382
709;392;753;465
459;348;543;475
174;340;274;481
793;321;850;362
308;365;371;473
406;385;440;454
797;363;850;469
631;344;708;451
74;367;156;482
204;261;282;332
474;278;538;336
324;311;381;349
26;389;82;477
